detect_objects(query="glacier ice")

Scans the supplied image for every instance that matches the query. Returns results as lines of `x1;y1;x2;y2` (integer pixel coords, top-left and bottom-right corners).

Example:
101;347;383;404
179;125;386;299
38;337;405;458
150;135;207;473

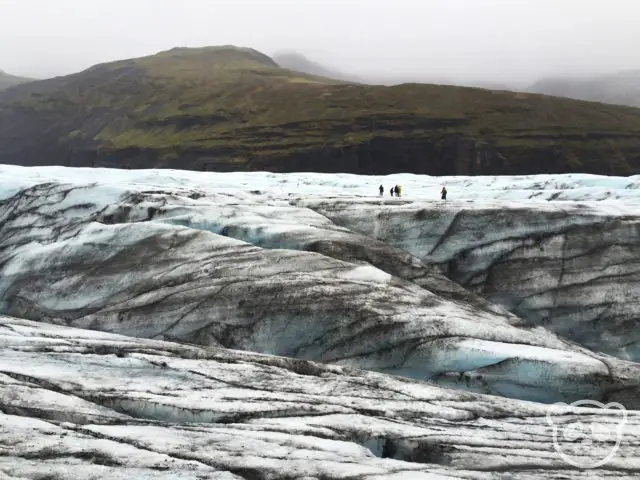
0;168;638;401
1;317;639;479
1;165;640;477
304;198;640;361
0;180;638;407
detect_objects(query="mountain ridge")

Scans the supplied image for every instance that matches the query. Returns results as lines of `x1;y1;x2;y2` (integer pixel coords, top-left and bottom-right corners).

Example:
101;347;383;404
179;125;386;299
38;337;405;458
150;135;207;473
275;51;640;108
2;45;640;175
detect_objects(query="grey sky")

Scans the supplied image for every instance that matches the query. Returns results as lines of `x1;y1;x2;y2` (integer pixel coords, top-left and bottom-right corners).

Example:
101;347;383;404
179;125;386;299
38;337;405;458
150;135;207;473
1;0;639;84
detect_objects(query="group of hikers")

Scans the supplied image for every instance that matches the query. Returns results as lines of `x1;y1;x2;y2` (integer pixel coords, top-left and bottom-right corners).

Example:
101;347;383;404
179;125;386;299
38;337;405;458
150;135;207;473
379;184;403;197
378;184;447;200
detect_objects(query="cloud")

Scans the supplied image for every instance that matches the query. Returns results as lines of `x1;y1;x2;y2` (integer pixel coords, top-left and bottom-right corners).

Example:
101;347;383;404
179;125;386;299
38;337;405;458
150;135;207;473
1;0;638;84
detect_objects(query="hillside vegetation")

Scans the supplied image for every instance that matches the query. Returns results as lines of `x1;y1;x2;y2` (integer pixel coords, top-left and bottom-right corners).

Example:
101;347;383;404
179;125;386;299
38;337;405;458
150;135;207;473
2;46;640;175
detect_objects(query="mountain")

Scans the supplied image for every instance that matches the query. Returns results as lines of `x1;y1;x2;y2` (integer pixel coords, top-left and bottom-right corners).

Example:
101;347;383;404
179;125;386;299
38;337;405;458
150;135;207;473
273;51;361;82
2;45;640;175
0;69;33;90
529;70;640;108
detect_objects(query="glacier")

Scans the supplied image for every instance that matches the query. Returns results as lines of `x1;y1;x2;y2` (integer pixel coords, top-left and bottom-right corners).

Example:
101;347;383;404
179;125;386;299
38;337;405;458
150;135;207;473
305;198;640;361
1;317;639;479
0;164;639;477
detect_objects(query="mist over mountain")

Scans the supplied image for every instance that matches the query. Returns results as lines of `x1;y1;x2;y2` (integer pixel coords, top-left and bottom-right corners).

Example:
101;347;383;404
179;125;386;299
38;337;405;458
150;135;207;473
272;50;530;92
273;51;362;83
273;50;640;109
529;70;640;107
0;70;34;91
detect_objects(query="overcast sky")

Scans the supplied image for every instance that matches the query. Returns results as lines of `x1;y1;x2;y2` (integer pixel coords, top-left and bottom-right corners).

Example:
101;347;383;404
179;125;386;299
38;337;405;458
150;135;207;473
1;0;639;85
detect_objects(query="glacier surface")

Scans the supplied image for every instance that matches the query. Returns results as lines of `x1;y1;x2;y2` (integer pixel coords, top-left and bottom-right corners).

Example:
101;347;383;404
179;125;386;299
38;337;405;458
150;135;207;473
0;179;637;406
305;197;640;361
1;317;639;479
0;165;639;477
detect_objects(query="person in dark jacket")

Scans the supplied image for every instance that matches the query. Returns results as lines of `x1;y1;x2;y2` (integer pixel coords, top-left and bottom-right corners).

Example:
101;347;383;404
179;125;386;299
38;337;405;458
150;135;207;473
379;184;384;196
390;187;394;197
441;186;447;200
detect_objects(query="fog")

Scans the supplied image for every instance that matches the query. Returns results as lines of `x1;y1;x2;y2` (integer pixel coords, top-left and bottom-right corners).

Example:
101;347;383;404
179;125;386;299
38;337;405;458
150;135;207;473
1;0;639;86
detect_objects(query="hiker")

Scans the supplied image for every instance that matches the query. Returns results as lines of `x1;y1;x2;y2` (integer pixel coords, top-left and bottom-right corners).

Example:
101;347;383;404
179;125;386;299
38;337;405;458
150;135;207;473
379;184;384;196
397;185;402;197
393;185;399;197
390;187;394;197
441;186;447;201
